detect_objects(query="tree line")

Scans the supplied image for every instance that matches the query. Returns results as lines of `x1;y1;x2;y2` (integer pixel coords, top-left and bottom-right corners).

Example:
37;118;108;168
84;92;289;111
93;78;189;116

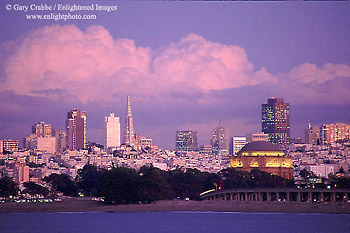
1;165;349;204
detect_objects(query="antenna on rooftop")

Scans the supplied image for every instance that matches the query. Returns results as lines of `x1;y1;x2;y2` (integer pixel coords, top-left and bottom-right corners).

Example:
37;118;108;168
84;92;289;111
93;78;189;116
307;120;311;130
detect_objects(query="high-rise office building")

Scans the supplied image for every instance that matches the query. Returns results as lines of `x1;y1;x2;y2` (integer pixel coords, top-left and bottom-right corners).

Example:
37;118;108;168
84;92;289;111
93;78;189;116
66;109;86;150
176;130;198;151
105;112;121;149
211;124;229;156
32;122;52;137
262;98;290;145
123;95;135;145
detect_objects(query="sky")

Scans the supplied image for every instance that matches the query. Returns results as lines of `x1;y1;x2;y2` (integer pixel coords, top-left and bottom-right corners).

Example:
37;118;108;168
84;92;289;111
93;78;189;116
0;1;350;149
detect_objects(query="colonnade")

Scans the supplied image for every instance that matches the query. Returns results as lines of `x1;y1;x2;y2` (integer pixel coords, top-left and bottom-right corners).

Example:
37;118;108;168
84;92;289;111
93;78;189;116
202;188;350;203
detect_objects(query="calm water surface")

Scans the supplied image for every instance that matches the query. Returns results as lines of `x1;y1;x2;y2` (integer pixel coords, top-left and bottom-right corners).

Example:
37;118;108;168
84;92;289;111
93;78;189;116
1;211;350;233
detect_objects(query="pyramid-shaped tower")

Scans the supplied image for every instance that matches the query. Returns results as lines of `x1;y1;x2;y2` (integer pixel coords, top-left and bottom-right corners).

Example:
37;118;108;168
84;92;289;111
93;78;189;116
123;95;134;145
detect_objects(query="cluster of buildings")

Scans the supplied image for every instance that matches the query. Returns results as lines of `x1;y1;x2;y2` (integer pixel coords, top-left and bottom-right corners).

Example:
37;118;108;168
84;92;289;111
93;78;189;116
306;122;350;145
0;96;349;187
175;97;289;155
290;142;350;179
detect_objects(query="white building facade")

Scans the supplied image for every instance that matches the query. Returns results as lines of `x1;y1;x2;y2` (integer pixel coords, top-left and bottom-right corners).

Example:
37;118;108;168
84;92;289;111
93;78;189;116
233;136;248;155
104;113;121;150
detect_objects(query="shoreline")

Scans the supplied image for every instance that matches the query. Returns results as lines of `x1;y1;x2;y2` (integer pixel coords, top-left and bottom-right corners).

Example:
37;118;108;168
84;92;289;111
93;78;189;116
1;198;350;214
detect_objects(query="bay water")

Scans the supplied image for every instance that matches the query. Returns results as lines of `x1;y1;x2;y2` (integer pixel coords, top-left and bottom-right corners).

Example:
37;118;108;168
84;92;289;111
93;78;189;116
1;211;349;233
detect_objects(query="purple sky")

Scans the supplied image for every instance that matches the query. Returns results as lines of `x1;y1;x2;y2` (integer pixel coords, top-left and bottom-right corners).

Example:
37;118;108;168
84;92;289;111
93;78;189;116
1;1;350;149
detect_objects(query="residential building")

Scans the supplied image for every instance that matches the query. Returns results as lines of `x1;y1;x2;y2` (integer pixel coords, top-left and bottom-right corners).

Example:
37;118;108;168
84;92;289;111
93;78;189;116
247;133;269;142
37;137;56;153
53;128;67;152
140;138;152;148
320;123;350;144
66;109;86;150
1;139;19;152
307;164;335;178
232;136;248;155
13;163;30;183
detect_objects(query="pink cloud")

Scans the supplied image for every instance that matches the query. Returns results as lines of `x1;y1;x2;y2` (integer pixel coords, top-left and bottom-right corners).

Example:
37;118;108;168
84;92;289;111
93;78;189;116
152;33;276;92
1;25;349;107
2;25;152;103
276;62;350;105
288;63;350;84
0;25;278;104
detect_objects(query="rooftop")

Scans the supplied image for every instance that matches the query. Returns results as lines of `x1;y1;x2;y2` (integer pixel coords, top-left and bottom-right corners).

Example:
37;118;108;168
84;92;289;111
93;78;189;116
240;141;281;152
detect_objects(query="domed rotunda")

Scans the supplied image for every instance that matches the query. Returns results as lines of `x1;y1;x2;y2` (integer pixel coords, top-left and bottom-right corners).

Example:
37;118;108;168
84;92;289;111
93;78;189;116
229;141;292;179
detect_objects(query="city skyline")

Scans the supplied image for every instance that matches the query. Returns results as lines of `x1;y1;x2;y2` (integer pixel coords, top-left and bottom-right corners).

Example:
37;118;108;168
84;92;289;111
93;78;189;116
1;95;350;150
1;2;350;149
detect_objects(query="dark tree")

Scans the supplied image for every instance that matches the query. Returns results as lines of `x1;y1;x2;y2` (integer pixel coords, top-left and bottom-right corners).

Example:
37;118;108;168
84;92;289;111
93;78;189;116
77;165;103;196
138;165;173;203
167;168;216;200
98;167;139;204
219;168;294;189
23;182;49;197
43;174;78;197
300;168;317;179
26;162;45;168
0;177;18;198
329;176;350;189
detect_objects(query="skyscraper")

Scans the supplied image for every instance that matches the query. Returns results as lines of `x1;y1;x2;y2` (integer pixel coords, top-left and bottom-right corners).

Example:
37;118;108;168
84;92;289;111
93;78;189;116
105;112;121;149
211;123;229;156
176;130;198;151
123;95;135;145
32;122;52;137
262;97;290;145
66;109;86;150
